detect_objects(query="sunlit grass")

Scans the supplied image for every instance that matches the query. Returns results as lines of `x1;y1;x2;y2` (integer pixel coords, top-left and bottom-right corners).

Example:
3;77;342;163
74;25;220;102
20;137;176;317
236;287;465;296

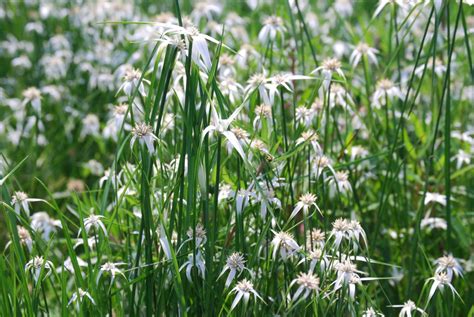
0;0;472;316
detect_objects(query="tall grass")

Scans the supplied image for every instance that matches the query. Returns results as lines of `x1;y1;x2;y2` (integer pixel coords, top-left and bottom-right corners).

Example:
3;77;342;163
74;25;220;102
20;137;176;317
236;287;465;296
0;0;473;316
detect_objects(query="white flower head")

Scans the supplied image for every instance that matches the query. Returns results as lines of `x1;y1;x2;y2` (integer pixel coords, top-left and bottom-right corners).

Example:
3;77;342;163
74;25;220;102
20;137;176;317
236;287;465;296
219;252;247;288
252;187;281;219
230;279;264;311
421;217;447;231
235;44;260;68
295;106;315;127
328;218;366;251
328;170;352;195
329;84;355;110
228;127;249;155
131;122;159;155
60;256;87;274
307;228;326;250
329;218;351;249
289;193;322;220
373;0;408;18
427;271;461;303
152;22;227;72
348;220;367;251
218;183;235;202
236;188;255;214
296;130;322;154
348;145;369;161
334;259;360;290
334;0;354;17
112;103;130;131
313;155;333;178
311;58;345;90
390;300;426;317
258;15;286;44
424;192;447;206
271;231;300;261
350;42;379;68
25;256;54;283
22;87;42;114
80;213;107;237
348;274;362;299
415;56;446;78
452;149;471;169
264;73;314;104
253;104;272;131
245;72;271;104
372;79;403;109
180;250;206;282
191;1;222;23
118;68;149;96
80;114;100;139
31;212;62;240
290;272;320;302
202;104;247;161
11;192;45;216
186;26;213;71
68;288;96;307
304;248;329;273
6;226;33;251
98;262;126;285
11;191;28;215
73;236;97;250
185;223;207;248
434;254;463;281
362;307;384;317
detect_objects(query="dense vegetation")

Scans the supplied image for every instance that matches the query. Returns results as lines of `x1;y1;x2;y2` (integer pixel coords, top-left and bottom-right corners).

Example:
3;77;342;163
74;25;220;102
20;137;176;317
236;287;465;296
0;0;473;316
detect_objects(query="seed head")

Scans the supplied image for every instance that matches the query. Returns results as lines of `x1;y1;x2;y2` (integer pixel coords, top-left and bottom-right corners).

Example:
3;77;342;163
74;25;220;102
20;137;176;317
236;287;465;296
332;218;350;232
263;16;283;26
377;79;395;91
23;87;41;100
187;223;207;240
12;191;28;203
114;104;128;115
295;272;320;290
231;127;249;140
308;229;325;244
255;104;272;117
247;73;267;87
299;193;317;206
236;279;254;292
356;42;370;53
335;260;356;274
437;255;457;269
322;58;342;71
226;252;246;271
308;248;323;260
123;68;142;82
132;123;153;138
300;131;319;142
335;171;349;182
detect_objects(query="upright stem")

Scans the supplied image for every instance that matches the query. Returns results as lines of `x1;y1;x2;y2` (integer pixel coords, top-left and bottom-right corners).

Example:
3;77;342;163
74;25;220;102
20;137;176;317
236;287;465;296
362;57;376;133
294;0;318;65
140;147;154;316
407;2;462;292
323;83;332;154
280;88;294;206
445;0;452;250
209;135;222;315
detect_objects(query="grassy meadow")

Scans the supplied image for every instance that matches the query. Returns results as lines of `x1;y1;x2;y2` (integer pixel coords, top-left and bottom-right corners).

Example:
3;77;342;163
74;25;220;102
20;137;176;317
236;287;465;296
0;0;473;316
